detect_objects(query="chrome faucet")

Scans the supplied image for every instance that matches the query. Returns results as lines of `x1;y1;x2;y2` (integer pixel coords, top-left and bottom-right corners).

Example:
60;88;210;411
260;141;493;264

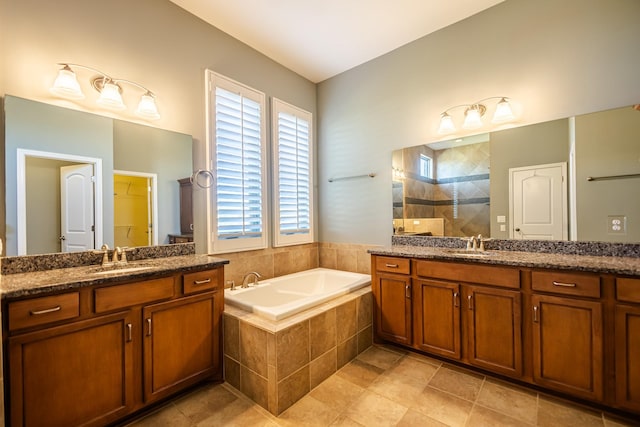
242;271;262;288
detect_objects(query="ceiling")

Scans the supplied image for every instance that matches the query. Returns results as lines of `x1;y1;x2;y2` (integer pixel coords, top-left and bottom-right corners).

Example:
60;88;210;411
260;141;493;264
169;0;504;83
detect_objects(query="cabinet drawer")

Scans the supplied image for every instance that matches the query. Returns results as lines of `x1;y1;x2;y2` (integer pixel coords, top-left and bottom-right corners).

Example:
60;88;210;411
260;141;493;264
532;271;600;298
183;268;222;294
415;260;520;289
8;292;80;331
617;277;640;303
375;257;410;274
94;277;174;313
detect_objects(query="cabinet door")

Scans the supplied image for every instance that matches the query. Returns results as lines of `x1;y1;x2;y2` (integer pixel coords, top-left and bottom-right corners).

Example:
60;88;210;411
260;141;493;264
413;279;461;359
532;295;603;401
143;291;221;403
466;286;522;377
373;273;412;345
615;304;640;412
8;311;134;427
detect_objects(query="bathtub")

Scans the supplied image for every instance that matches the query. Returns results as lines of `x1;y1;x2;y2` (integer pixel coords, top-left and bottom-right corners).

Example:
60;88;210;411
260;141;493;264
224;268;371;320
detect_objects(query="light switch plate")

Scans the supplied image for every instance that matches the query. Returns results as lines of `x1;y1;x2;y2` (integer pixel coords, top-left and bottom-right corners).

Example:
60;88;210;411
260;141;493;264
497;215;506;223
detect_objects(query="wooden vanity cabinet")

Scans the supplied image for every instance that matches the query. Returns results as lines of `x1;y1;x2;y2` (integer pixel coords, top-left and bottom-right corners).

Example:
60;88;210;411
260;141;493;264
372;254;640;416
4;266;225;427
614;277;640;412
143;291;222;403
412;260;522;377
8;311;135;427
412;279;460;359
373;256;522;378
531;270;604;402
372;257;412;345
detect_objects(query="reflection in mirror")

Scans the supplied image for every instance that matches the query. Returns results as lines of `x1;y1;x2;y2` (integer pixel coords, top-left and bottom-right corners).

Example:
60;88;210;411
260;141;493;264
393;105;640;243
4;95;193;256
393;134;490;238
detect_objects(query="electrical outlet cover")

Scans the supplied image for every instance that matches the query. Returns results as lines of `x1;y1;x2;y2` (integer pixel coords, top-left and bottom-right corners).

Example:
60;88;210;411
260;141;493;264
607;215;626;234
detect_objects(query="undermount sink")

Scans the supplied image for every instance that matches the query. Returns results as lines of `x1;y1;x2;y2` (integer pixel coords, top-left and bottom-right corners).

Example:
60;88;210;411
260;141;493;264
92;266;154;275
443;249;496;257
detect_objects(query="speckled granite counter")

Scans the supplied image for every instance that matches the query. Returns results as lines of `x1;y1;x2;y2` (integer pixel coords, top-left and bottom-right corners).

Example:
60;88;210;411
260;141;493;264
369;245;640;276
0;254;229;299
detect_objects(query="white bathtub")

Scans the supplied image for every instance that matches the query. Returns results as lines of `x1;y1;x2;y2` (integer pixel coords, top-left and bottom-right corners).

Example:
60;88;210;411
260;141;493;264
224;268;371;320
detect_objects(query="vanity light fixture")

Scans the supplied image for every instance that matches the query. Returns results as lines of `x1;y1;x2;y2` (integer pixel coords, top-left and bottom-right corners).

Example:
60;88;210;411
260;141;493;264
50;63;160;120
438;97;515;134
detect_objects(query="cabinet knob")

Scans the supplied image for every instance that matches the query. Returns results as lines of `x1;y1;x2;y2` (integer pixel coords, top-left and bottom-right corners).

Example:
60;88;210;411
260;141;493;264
405;284;411;299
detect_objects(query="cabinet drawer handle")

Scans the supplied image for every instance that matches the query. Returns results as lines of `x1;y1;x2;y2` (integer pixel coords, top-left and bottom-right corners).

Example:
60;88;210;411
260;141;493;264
385;263;399;268
453;292;459;308
533;306;539;322
146;318;152;336
405;284;411;299
193;278;212;285
30;305;62;316
467;295;473;310
553;281;577;288
126;323;132;342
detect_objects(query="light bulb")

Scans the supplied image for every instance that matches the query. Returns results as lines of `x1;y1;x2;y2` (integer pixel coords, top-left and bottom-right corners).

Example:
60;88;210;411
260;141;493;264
462;106;483;129
50;66;85;100
438;113;456;134
97;81;125;110
136;93;160;120
492;98;515;123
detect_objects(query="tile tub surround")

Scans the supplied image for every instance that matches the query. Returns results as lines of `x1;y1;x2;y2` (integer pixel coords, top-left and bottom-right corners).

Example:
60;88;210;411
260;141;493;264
223;287;373;415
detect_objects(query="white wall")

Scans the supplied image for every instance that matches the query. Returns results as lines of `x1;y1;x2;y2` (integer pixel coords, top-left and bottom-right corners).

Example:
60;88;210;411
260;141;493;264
317;0;640;245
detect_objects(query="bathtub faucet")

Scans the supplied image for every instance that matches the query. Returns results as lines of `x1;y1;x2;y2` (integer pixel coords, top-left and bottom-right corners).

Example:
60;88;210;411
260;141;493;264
242;271;262;288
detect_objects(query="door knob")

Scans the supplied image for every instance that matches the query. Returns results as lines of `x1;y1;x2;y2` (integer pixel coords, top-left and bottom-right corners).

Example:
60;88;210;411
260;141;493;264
515;228;521;232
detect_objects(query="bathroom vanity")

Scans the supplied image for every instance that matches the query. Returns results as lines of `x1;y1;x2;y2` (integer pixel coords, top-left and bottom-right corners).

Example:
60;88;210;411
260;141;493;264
1;251;228;427
370;244;640;416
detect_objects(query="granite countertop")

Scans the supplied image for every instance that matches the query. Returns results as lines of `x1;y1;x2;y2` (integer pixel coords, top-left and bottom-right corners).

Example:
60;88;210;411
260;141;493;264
369;246;640;276
0;254;230;300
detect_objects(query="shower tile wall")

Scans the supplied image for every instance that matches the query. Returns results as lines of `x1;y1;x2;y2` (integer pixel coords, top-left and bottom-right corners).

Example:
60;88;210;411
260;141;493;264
403;142;490;237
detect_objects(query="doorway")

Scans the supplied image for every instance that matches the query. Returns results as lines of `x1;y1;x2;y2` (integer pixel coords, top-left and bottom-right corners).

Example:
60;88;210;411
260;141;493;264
17;149;103;255
509;162;568;240
113;170;158;248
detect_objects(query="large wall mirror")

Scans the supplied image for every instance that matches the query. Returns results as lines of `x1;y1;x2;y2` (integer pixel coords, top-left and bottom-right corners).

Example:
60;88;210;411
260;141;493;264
392;104;640;243
4;95;193;256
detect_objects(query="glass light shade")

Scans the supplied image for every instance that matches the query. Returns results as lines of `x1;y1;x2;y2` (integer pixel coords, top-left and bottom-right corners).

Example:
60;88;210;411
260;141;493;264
492;98;515;123
50;68;85;100
462;107;483;129
437;113;456;134
97;82;126;110
136;94;160;120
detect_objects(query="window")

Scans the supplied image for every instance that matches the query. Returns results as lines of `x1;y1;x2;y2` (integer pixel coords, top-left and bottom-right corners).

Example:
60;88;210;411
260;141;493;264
272;98;313;246
419;154;432;179
206;71;267;253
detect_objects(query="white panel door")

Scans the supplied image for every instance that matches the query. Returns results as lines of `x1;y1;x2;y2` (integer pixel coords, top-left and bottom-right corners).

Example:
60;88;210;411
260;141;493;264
509;163;567;240
60;164;95;252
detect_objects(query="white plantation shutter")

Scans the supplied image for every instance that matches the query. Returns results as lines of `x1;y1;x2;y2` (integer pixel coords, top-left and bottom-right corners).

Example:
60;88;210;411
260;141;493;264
207;71;267;253
272;98;313;246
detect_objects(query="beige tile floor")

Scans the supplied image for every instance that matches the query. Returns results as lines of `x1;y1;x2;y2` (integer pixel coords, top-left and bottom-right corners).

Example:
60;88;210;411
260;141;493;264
129;345;639;427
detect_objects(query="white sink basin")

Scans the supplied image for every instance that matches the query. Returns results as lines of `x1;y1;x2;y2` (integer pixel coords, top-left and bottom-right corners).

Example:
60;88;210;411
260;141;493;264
92;266;154;275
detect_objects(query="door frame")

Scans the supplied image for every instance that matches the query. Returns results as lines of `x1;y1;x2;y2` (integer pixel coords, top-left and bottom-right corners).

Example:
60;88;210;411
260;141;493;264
508;162;568;240
114;170;159;246
17;149;103;255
